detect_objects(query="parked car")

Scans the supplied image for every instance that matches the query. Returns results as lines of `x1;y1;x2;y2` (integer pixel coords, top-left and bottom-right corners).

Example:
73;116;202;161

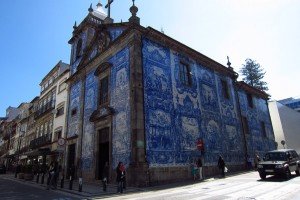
0;164;6;174
257;149;300;180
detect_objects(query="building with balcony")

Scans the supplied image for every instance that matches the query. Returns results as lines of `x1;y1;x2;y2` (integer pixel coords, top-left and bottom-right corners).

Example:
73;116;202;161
15;102;31;162
29;61;69;166
0;106;19;170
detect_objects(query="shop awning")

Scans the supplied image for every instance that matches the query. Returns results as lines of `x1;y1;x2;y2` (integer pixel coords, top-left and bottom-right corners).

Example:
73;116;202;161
25;148;59;157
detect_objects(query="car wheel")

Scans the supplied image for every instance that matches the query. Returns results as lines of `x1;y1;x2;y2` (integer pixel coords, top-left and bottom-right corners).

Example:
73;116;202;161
285;169;291;180
259;172;266;180
296;169;300;176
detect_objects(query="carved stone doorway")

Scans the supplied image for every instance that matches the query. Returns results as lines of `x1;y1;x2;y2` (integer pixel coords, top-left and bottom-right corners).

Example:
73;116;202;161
97;127;109;180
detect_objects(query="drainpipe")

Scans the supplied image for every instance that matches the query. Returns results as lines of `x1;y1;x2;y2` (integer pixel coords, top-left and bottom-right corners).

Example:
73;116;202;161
234;81;248;168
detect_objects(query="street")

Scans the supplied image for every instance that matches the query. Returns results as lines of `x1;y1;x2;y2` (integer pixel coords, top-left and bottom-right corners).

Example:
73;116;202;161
99;171;300;200
0;176;82;200
1;171;300;200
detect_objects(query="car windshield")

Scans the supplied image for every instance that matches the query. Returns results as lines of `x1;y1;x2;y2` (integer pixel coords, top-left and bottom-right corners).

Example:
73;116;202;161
264;152;287;161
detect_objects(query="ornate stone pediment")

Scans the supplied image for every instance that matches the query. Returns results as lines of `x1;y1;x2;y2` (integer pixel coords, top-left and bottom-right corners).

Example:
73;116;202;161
94;62;113;76
81;28;112;66
89;106;114;122
96;29;111;53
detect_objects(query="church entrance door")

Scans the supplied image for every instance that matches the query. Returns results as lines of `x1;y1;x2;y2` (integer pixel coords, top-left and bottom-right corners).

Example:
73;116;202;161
97;128;109;180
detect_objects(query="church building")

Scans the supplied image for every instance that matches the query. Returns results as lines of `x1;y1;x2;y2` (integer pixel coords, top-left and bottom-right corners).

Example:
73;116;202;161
65;1;275;186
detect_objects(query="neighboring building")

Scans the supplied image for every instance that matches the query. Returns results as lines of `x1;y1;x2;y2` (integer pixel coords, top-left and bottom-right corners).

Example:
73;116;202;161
0;107;19;170
29;61;69;166
64;2;275;186
278;97;300;112
21;97;39;163
268;100;300;153
52;62;70;160
16;102;31;162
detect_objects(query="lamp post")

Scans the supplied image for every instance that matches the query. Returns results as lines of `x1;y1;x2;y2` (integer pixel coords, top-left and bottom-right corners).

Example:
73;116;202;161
14;131;24;178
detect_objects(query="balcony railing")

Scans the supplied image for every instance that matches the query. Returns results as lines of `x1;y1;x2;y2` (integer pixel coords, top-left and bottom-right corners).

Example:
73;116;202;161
29;134;52;149
34;101;55;118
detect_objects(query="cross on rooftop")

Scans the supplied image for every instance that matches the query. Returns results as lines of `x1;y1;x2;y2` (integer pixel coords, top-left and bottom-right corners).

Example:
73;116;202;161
105;0;114;18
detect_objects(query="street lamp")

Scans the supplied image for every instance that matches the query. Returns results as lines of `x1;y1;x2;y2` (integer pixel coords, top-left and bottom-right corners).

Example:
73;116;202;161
14;130;25;178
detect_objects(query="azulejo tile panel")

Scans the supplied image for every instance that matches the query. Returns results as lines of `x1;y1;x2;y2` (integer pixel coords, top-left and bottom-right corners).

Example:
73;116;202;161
238;90;275;158
109;28;126;41
67;81;82;138
143;38;274;167
109;47;131;169
82;70;98;171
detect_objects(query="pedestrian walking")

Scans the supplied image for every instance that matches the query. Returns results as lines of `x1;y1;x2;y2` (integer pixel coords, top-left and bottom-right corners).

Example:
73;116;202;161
218;155;226;178
254;153;261;170
197;157;203;180
47;161;58;190
116;162;125;193
191;159;198;180
102;162;109;192
246;155;252;170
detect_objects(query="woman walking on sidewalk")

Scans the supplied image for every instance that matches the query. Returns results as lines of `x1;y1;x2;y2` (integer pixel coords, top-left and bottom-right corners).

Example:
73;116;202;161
116;162;125;193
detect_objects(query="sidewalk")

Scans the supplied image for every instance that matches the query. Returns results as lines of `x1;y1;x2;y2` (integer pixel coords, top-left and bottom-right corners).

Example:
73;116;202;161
1;170;252;199
1;172;145;199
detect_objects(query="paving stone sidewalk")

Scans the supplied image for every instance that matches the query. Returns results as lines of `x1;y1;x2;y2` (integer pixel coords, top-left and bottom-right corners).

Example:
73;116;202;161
1;172;145;199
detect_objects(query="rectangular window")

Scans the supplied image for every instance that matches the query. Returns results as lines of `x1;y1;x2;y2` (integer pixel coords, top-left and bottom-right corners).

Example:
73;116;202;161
54;130;62;141
40;125;44;137
56;106;64;117
221;80;230;99
242;116;249;135
99;76;109;105
247;93;254;108
179;62;192;86
261;121;267;137
58;82;67;93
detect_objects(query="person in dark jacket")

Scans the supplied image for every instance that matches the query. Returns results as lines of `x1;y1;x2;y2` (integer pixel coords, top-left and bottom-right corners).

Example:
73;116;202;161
218;156;226;178
197;157;203;180
47;161;58;190
102;162;109;192
116;162;125;193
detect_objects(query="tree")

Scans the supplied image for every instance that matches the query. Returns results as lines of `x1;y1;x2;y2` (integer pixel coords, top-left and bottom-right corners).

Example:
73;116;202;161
239;58;269;92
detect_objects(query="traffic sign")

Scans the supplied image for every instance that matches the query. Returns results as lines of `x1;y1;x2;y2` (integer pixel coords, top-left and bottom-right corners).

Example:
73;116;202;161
58;138;66;146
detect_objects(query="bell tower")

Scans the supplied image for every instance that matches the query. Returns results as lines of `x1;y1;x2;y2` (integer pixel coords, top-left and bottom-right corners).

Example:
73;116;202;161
68;2;108;75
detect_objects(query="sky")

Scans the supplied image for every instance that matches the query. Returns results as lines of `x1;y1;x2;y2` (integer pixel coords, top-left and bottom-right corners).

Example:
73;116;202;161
1;0;300;117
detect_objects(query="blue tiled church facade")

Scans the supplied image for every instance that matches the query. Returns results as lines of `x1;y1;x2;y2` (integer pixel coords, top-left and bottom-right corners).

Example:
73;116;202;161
65;12;275;184
142;39;275;168
238;91;275;156
67;36;275;170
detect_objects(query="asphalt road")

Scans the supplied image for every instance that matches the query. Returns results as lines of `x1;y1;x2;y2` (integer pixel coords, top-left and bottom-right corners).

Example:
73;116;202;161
1;171;300;200
0;176;83;200
102;171;300;200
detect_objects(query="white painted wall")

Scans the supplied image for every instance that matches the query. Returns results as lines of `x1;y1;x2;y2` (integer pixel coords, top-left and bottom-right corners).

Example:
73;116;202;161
268;100;300;154
52;71;69;141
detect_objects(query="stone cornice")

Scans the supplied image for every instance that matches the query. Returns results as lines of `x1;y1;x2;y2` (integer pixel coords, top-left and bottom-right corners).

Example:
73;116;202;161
237;81;270;100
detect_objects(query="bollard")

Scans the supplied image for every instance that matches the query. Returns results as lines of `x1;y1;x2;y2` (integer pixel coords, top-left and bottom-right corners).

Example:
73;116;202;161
47;174;50;186
41;173;45;184
60;174;64;188
78;178;82;192
69;176;73;190
36;173;40;183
